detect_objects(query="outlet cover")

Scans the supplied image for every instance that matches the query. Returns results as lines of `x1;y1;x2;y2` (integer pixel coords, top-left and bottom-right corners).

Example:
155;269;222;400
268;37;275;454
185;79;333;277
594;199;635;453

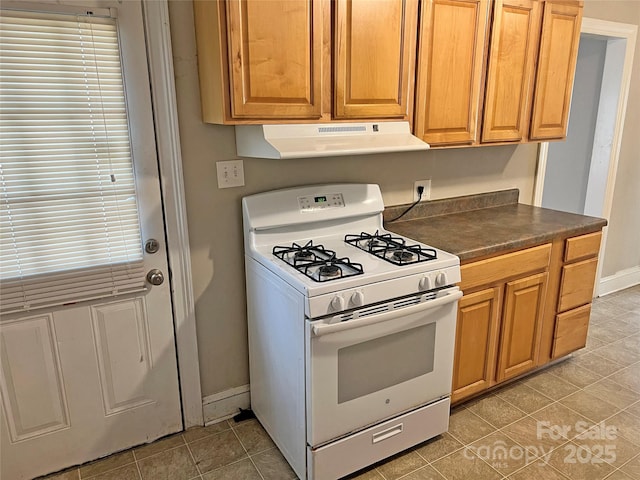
216;160;245;188
414;180;431;202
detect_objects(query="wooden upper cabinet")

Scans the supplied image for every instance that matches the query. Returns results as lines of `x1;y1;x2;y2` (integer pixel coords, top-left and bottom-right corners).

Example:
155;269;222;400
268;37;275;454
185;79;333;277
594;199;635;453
334;0;418;119
225;0;324;119
529;0;583;140
414;0;490;145
481;0;542;142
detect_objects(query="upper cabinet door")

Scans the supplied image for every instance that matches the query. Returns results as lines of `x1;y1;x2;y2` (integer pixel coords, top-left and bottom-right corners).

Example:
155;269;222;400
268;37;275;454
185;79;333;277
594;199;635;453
334;0;418;119
414;0;490;145
529;1;583;140
482;0;542;143
225;0;324;119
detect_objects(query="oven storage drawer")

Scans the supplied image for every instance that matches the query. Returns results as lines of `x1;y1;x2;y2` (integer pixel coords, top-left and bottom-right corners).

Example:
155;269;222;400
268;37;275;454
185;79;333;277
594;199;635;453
307;397;450;480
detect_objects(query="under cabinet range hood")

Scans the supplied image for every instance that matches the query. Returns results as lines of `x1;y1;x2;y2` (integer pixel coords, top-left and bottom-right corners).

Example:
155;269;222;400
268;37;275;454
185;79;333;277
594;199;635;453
234;121;429;159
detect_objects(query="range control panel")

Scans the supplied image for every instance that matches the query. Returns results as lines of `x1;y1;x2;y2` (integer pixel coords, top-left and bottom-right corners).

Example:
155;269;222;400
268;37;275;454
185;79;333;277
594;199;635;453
298;193;345;212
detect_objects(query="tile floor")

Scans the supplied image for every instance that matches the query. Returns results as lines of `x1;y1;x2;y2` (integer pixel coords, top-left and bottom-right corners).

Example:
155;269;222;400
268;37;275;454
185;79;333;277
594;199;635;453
42;285;640;480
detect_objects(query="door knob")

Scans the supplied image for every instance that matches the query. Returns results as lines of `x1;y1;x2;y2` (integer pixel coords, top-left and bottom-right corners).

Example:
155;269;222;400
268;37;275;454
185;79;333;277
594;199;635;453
146;269;165;286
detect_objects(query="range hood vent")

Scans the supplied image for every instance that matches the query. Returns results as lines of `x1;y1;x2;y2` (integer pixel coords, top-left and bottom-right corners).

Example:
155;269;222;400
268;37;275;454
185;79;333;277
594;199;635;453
235;121;429;159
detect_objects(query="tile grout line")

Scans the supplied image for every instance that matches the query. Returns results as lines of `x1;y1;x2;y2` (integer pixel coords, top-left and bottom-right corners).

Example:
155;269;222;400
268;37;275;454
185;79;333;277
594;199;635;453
183;435;205;478
229;422;267;480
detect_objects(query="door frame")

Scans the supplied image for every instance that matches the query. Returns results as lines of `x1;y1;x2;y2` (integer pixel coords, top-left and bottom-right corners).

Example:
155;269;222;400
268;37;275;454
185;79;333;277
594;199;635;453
142;0;203;428
533;17;637;296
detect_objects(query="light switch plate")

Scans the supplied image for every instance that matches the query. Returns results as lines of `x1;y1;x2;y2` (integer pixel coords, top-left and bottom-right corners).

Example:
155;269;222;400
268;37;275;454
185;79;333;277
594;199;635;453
216;160;245;188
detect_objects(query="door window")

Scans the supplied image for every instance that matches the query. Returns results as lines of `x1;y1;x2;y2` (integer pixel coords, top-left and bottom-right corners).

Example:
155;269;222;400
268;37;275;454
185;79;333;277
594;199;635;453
0;8;144;314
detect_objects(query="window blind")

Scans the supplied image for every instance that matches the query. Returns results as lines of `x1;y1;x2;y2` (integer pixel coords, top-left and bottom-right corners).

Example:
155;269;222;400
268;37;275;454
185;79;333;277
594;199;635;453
0;9;146;315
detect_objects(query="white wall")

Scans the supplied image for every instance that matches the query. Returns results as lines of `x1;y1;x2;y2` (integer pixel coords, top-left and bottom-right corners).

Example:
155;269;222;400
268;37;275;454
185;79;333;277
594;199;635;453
542;35;607;214
582;1;640;278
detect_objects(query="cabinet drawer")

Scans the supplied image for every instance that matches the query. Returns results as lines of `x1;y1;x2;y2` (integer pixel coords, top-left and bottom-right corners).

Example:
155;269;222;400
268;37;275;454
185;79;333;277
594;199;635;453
565;231;602;263
552;304;591;358
558;257;598;312
460;243;551;291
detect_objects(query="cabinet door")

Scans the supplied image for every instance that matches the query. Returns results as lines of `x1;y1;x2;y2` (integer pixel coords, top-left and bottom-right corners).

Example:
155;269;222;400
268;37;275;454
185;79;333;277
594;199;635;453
334;0;418;119
497;272;548;382
481;0;542;142
225;0;324;119
452;287;501;403
529;0;582;140
414;0;489;145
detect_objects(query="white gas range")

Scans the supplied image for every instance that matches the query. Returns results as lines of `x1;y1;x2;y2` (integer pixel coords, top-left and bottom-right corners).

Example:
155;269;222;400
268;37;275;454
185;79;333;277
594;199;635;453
243;184;461;480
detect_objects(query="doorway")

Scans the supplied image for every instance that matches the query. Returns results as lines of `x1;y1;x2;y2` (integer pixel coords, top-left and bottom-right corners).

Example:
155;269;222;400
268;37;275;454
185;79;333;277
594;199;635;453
533;18;637;295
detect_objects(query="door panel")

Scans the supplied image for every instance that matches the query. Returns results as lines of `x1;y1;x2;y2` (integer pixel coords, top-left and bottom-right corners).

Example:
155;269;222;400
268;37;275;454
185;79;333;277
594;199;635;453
497;272;548;381
334;0;418;119
529;1;583;139
91;299;154;415
0;315;69;442
225;0;324;118
0;2;182;478
414;0;489;145
482;0;541;142
451;287;501;403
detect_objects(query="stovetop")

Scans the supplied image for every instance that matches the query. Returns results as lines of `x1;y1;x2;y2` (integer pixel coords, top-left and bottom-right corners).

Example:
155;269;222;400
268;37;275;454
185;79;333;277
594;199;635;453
243;184;460;299
273;232;440;283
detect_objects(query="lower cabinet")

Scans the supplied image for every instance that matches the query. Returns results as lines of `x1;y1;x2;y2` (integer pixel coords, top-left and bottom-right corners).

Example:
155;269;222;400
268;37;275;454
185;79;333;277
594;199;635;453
452;244;551;403
453;230;603;404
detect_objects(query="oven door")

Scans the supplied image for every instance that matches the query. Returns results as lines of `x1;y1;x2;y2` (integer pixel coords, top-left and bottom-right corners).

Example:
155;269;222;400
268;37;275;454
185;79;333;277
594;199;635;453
306;286;462;447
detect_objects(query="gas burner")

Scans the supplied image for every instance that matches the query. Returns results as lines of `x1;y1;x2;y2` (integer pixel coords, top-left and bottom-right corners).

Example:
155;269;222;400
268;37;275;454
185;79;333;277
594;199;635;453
392;249;415;263
319;264;341;278
273;240;364;282
345;231;437;266
295;250;315;263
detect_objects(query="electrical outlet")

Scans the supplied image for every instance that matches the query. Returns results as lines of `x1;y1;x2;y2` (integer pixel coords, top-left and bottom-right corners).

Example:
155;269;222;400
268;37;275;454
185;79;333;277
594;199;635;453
414;179;431;202
216;160;245;188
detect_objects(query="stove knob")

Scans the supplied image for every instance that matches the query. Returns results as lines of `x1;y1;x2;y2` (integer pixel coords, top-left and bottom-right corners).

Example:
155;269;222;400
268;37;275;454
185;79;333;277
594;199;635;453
435;272;448;287
330;295;345;311
419;276;432;291
350;291;365;307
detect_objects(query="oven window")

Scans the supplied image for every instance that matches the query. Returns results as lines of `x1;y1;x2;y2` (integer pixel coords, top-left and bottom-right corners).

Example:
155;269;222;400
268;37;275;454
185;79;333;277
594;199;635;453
337;323;436;404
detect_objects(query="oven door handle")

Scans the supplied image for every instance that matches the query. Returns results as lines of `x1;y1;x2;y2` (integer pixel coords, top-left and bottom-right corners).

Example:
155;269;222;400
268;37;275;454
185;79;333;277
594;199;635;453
311;288;462;337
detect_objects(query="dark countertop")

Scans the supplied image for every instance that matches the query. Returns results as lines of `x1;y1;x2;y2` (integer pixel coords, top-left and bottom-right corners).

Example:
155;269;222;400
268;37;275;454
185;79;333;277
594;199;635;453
383;190;607;262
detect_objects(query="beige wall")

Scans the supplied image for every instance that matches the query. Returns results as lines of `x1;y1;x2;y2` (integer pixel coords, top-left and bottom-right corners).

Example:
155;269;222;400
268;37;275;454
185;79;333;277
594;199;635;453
167;0;638;398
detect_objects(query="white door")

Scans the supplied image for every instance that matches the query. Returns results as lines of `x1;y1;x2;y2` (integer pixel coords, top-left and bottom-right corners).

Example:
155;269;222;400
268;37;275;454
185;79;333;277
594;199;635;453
0;2;182;479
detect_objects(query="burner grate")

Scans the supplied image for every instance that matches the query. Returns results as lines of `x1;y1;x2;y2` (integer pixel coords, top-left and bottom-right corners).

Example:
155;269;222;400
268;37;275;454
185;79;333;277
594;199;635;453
345;231;437;266
273;240;364;282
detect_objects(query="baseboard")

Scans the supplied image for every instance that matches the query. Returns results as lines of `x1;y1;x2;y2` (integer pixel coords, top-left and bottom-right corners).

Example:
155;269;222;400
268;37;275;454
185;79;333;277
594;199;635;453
598;266;640;296
202;384;250;425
